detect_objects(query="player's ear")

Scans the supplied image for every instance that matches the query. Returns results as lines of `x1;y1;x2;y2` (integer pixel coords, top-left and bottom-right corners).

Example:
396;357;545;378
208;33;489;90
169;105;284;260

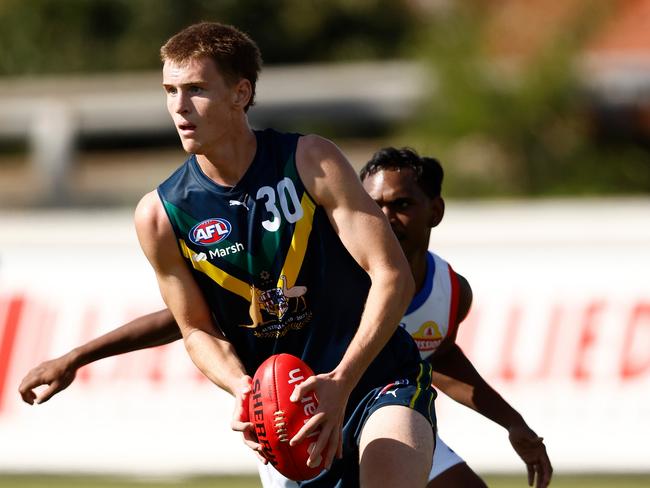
232;78;252;110
429;196;445;228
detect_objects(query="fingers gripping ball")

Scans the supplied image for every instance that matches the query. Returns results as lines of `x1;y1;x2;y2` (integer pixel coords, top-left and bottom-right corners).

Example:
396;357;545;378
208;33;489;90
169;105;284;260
250;354;322;481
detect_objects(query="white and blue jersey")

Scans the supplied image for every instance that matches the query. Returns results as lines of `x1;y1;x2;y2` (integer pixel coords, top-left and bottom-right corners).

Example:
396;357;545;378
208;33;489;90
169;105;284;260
401;251;461;360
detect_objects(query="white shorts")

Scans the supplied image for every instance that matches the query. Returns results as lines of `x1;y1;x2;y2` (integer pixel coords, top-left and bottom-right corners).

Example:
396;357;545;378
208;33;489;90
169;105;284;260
256;432;465;486
429;432;465;480
257;460;298;488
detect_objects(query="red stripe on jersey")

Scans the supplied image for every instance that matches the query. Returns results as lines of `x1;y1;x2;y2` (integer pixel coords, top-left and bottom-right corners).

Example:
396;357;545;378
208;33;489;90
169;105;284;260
446;264;461;338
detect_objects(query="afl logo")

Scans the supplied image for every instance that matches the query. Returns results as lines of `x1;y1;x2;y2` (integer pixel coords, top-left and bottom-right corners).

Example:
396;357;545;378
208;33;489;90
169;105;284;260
189;218;232;246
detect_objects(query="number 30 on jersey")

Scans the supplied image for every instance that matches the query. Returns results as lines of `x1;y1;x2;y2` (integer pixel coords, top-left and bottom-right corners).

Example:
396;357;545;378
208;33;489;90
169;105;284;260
256;177;304;232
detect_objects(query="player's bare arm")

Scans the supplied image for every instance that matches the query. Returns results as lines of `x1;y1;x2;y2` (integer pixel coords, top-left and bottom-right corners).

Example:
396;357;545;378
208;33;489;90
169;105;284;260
135;190;264;455
18;309;179;405
289;135;415;469
135;191;248;394
430;272;552;488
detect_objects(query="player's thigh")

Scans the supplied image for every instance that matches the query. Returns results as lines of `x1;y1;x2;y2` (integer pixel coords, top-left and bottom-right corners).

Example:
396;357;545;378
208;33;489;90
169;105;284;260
359;405;433;488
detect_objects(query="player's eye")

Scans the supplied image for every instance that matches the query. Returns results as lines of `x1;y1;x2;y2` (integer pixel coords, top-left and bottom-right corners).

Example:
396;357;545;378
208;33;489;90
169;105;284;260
188;85;202;94
394;199;411;211
165;86;177;95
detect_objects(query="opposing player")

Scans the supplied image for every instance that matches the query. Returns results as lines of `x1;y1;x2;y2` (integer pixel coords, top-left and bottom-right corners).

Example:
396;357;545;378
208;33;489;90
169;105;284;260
359;147;552;488
20;147;552;487
93;22;436;487
260;148;553;488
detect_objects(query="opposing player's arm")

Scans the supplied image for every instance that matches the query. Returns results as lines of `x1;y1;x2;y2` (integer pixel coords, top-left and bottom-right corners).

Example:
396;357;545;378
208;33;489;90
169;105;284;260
134;190;247;395
290;135;415;468
430;272;532;429
18;309;179;405
430;272;552;488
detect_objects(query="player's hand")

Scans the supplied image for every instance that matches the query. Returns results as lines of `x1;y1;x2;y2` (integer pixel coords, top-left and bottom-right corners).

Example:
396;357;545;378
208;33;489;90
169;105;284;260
230;375;266;463
508;424;553;488
288;371;351;471
18;355;78;405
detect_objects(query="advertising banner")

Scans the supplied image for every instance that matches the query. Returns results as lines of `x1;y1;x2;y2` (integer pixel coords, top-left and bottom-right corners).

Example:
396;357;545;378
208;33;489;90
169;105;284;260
1;200;648;474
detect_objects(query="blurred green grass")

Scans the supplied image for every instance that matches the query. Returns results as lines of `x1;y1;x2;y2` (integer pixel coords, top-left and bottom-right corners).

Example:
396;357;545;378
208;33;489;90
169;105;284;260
1;474;650;488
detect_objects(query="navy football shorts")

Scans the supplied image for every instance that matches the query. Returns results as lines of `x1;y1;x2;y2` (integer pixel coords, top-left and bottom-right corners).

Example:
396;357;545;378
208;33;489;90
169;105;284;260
299;360;437;488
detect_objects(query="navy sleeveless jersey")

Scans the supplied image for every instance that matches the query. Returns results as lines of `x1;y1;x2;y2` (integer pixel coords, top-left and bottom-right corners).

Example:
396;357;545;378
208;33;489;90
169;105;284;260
157;128;420;402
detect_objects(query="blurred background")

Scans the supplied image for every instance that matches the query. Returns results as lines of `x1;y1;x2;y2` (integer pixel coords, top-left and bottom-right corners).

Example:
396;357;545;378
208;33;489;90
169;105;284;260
0;1;649;487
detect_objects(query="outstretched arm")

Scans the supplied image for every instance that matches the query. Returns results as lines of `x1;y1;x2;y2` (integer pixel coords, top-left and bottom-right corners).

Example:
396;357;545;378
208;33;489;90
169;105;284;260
430;273;552;488
135;190;248;394
135;190;261;458
19;309;180;405
432;344;552;487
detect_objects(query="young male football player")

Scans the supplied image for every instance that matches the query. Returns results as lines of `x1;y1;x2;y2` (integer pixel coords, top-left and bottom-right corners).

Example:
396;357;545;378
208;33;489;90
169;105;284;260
358;147;552;488
259;148;553;488
22;22;437;487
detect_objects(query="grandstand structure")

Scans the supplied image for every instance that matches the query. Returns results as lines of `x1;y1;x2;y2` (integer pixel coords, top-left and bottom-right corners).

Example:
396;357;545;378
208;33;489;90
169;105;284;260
0;62;423;206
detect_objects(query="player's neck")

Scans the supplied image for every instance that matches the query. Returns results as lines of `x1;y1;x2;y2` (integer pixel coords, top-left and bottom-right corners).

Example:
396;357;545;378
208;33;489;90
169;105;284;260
196;127;257;187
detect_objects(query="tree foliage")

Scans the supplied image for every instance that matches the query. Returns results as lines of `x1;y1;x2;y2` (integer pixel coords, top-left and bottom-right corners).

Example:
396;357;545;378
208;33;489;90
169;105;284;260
1;0;647;196
401;3;650;196
0;0;417;74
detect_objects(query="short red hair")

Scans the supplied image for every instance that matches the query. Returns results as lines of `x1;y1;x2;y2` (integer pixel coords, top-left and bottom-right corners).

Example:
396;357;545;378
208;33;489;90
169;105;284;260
160;22;262;111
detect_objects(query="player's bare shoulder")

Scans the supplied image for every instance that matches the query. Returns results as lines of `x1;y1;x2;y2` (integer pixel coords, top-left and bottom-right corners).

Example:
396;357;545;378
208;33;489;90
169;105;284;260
135;191;167;237
295;134;361;208
134;190;177;268
296;134;342;169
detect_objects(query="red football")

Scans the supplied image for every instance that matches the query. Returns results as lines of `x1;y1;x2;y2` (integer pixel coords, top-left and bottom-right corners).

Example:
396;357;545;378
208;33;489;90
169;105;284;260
249;353;322;481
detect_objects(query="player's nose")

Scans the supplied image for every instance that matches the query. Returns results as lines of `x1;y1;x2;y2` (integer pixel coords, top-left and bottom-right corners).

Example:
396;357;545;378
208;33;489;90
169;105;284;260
172;92;190;114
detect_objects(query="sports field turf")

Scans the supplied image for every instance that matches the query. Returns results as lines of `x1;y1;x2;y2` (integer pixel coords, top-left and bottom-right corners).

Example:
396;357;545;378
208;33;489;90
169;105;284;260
1;474;649;488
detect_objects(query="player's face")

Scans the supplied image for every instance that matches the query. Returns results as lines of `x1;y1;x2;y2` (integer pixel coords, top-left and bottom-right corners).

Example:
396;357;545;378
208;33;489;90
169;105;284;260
163;56;243;156
362;168;440;261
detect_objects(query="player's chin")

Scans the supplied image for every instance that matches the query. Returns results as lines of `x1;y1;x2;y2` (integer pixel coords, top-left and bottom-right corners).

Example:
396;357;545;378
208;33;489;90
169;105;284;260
179;137;201;154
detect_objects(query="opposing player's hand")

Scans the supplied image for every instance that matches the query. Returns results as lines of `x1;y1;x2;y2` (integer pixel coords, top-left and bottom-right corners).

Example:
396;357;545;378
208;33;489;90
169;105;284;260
289;372;351;471
18;355;78;405
230;375;266;463
509;424;553;488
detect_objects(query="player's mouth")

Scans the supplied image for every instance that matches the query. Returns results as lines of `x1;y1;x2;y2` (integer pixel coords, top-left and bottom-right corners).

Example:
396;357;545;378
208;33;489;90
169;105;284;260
178;122;197;133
